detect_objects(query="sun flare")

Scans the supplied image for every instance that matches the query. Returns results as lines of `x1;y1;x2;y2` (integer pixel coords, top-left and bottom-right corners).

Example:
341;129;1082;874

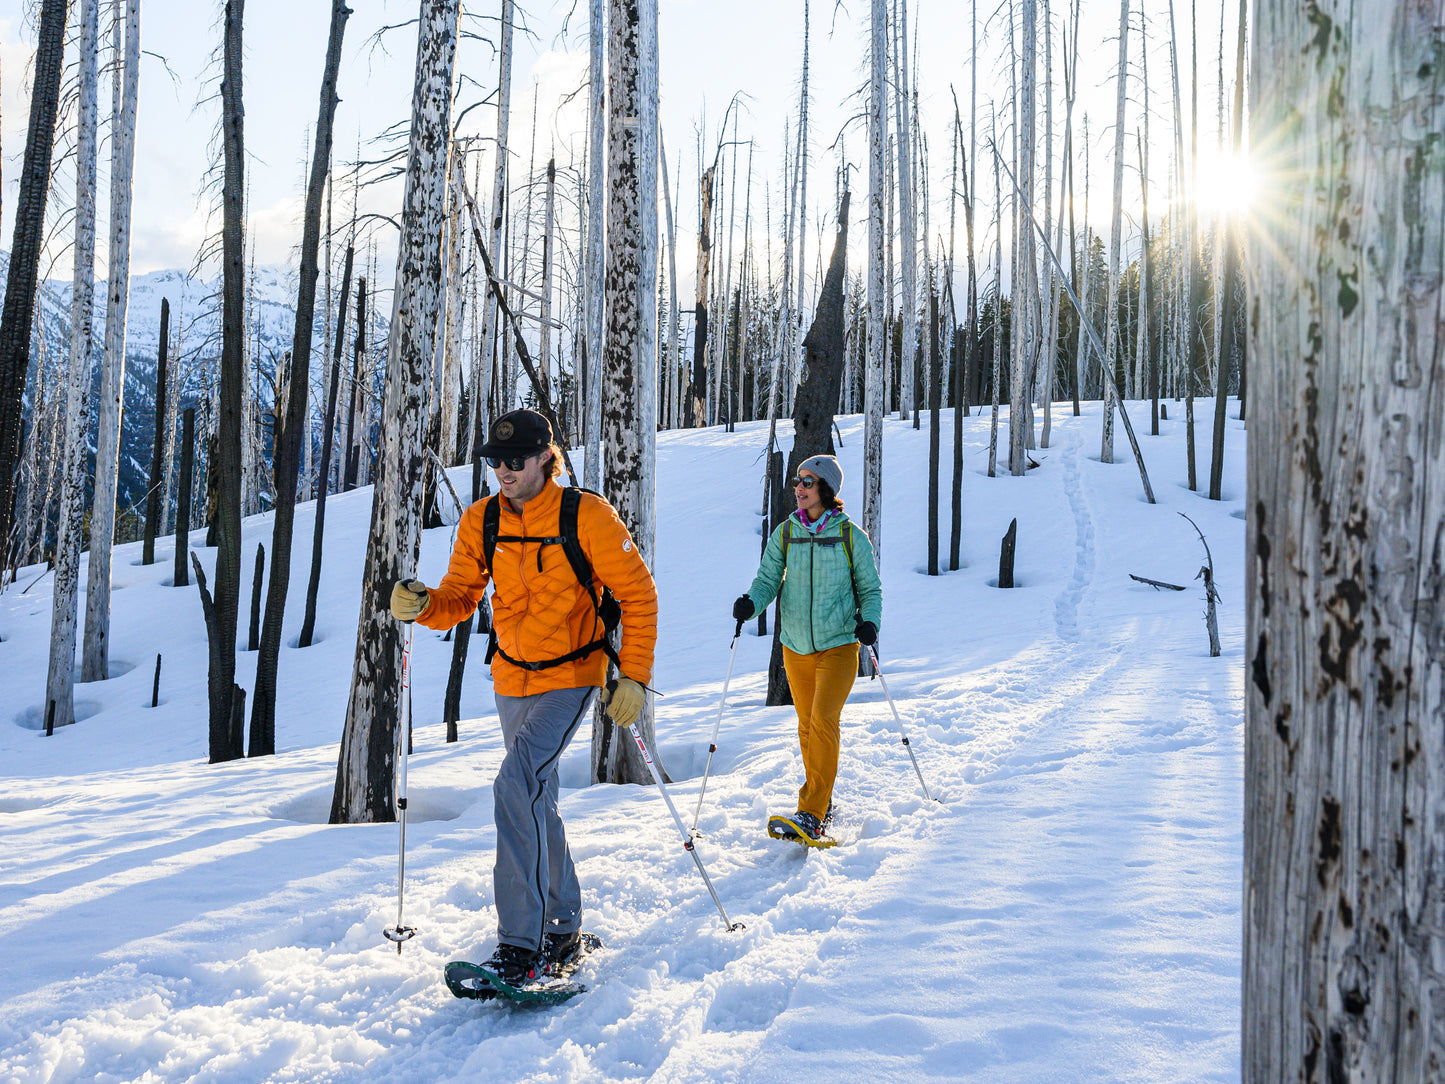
1192;149;1258;215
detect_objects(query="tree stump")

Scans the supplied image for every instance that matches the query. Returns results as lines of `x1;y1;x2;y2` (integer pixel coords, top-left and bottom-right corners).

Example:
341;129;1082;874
998;518;1017;588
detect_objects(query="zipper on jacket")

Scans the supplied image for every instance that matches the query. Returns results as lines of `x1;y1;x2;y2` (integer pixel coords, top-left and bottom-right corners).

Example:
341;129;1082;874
808;542;817;653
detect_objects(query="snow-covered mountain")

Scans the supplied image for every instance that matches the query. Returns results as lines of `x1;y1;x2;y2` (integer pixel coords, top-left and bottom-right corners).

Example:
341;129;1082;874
5;254;330;510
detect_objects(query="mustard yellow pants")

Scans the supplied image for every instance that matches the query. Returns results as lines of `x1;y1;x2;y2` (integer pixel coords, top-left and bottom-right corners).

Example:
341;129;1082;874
782;642;859;819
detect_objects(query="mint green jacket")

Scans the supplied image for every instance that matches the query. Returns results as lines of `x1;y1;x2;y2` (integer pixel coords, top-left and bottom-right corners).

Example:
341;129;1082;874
746;511;883;656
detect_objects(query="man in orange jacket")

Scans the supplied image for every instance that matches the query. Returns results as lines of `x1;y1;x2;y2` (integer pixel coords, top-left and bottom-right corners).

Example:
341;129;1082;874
390;408;657;985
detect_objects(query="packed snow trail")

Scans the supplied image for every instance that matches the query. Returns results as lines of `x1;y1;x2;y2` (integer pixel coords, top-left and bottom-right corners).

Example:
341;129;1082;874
0;403;1247;1082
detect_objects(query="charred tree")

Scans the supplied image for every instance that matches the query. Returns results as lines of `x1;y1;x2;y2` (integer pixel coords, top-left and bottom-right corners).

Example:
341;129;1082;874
251;0;349;758
331;0;459;824
44;0;99;733
590;0;661;786
142;298;171;565
208;0;248;763
299;243;354;650
0;0;67;554
174;407;195;588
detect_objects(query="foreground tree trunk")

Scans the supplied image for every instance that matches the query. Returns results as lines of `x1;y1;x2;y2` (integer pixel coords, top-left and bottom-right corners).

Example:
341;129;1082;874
83;0;141;683
45;0;99;733
0;0;68;558
1245;3;1445;1080
590;0;660;786
331;0;459;824
250;0;349;758
209;0;248;760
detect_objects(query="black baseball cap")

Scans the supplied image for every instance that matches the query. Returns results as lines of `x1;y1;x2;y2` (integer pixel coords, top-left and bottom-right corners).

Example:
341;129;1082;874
478;408;553;458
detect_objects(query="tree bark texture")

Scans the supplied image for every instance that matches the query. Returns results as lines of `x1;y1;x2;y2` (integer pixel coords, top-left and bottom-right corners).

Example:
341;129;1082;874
591;0;661;787
1245;4;1445;1080
251;0;349;759
82;0;141;683
687;165;715;429
45;0;99;733
790;191;849;475
332;0;458;823
0;0;67;555
207;0;247;762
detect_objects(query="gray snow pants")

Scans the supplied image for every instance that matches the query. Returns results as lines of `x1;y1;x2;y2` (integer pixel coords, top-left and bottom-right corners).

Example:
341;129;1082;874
493;685;594;952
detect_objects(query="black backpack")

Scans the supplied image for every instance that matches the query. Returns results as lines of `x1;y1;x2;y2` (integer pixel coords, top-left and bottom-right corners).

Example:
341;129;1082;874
479;487;623;672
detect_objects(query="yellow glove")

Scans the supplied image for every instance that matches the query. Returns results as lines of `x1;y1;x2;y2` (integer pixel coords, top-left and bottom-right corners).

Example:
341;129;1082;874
390;579;430;622
604;677;646;727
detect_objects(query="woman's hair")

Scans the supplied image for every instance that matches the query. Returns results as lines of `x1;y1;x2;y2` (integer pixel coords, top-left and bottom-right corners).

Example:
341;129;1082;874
817;479;844;512
544;442;565;479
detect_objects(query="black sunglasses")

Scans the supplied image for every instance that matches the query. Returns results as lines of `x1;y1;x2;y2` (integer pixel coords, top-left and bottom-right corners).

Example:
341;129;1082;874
487;451;541;472
791;475;818;489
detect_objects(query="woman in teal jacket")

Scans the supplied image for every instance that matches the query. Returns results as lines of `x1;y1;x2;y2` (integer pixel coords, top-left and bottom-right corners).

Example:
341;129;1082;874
732;454;883;846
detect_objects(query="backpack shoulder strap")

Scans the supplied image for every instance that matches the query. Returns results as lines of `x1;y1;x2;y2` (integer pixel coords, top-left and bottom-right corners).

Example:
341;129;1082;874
558;486;596;594
843;520;860;614
561;487;622;667
481;495;502;574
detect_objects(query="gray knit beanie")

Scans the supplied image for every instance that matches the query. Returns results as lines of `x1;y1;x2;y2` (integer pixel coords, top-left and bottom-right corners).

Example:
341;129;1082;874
797;454;843;494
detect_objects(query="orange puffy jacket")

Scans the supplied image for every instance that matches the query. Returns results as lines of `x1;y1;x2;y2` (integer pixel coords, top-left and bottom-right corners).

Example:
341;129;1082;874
418;480;658;698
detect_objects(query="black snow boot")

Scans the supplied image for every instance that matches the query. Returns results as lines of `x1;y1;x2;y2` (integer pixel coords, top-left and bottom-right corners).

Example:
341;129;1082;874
543;930;583;968
484;942;547;985
790;809;826;842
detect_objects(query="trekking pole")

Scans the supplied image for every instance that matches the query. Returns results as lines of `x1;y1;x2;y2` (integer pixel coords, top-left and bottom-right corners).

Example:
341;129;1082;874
689;619;744;835
865;646;939;803
383;619;419;953
610;687;745;932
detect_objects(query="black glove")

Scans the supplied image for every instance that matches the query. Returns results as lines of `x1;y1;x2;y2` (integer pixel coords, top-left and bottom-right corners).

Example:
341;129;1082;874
733;595;755;622
855;619;878;646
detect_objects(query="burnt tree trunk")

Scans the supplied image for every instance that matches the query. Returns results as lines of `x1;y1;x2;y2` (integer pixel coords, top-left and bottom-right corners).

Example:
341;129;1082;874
143;298;171;565
209;0;248;764
174;407;194;588
299;244;354;650
0;0;68;552
927;290;942;575
250;0;350;758
331;0;459;824
344;276;366;491
685;165;715;428
787;190;850;481
248;543;264;651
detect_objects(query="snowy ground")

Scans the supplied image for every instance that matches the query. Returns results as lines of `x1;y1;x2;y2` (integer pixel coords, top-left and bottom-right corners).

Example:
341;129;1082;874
0;400;1246;1083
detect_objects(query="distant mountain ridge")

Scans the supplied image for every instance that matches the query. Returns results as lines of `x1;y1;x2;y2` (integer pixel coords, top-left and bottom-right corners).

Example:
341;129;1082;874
3;254;343;514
